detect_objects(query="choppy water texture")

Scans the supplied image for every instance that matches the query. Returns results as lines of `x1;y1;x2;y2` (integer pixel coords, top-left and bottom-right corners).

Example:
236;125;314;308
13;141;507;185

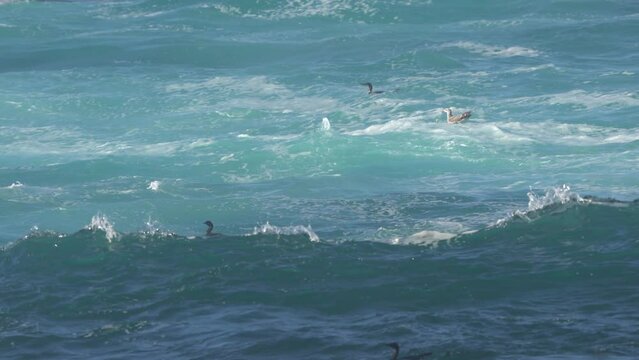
1;0;639;359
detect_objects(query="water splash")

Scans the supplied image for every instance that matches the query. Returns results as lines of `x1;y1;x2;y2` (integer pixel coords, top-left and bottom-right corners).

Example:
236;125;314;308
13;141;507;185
86;213;119;243
321;117;331;131
147;180;160;191
249;222;320;242
7;181;23;189
140;217;176;238
496;185;585;226
143;217;161;235
525;184;583;212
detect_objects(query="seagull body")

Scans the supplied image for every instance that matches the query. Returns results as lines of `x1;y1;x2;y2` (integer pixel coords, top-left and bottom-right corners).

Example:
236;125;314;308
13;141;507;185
443;108;472;124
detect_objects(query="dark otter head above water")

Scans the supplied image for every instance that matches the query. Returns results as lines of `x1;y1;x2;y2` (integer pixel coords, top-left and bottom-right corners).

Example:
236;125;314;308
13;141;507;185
386;342;432;360
387;343;400;360
203;220;214;236
361;82;384;94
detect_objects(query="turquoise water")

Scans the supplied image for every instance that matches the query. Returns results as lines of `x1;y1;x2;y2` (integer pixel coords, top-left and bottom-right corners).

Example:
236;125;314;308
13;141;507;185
1;0;639;358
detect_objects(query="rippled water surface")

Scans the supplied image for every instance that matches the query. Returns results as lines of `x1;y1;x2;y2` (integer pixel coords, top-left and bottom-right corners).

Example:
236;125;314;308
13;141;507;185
1;0;638;358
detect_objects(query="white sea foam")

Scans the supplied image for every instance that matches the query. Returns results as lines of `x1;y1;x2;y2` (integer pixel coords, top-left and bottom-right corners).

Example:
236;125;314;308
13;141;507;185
212;0;378;20
0;128;216;158
344;110;639;147
87;213;118;243
135;139;215;156
166;76;292;96
601;71;635;77
460;19;523;28
496;121;639;146
321;117;331;131
504;90;639;110
507;64;559;74
7;181;24;189
147;181;160;191
221;96;338;114
220;153;236;162
249;222;319;242
546;90;639;109
346;115;424;136
442;41;540;58
166;76;338;114
344;110;541;144
208;4;243;16
399;230;456;246
104;9;172;20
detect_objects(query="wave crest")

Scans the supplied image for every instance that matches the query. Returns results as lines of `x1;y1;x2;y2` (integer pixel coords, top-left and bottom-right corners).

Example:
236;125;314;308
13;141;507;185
494;185;583;226
86;213;119;243
525;184;583;212
249;222;320;242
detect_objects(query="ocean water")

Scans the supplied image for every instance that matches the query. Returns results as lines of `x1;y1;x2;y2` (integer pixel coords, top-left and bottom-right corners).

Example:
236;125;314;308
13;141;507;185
1;0;639;358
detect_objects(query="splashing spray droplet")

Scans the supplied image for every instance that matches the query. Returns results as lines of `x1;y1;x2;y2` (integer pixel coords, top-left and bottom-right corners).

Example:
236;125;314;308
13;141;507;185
321;117;331;131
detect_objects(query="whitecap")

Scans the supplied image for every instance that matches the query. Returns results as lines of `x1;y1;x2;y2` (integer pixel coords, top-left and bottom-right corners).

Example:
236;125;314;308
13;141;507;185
546;90;639;109
166;76;291;96
214;0;378;20
147;181;160;192
347;116;421;136
494;185;586;226
220;153;235;162
459;19;523;28
321;117;331;131
496;121;639;146
507;64;559;74
442;41;540;58
525;184;582;212
7;181;24;189
249;222;319;242
166;75;338;114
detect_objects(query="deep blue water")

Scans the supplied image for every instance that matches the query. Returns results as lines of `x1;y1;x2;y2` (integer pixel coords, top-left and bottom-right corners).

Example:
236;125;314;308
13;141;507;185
1;0;638;358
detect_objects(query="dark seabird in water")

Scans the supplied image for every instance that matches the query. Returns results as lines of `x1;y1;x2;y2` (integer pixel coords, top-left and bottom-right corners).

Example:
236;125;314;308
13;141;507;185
361;82;385;94
386;343;432;360
442;108;472;124
203;220;218;236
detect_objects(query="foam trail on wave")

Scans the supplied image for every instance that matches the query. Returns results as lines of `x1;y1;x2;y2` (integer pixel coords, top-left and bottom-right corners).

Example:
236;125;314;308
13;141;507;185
398;230;457;246
249;222;319;242
441;41;540;57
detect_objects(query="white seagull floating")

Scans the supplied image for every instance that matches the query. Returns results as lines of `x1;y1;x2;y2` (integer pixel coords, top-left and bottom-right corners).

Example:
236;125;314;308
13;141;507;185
442;108;472;124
